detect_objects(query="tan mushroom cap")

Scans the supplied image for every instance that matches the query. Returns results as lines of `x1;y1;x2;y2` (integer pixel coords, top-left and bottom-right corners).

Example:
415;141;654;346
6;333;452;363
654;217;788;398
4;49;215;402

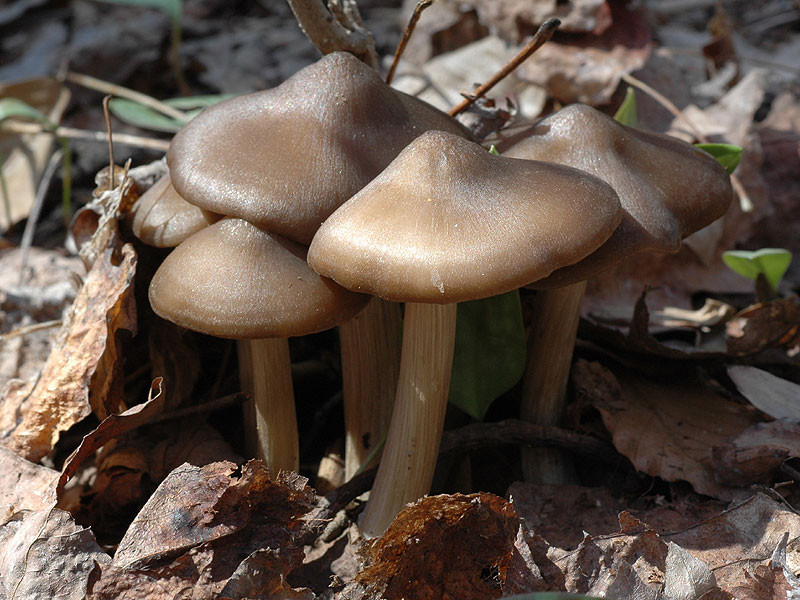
149;218;370;339
502;104;734;287
308;131;623;304
167;52;473;245
131;174;221;248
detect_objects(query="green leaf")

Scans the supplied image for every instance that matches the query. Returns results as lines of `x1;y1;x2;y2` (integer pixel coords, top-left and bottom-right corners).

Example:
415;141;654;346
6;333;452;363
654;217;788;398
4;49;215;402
695;143;742;174
488;144;500;155
723;248;792;294
503;593;603;600
96;0;182;22
108;95;234;133
613;86;637;127
0;98;55;129
448;290;526;420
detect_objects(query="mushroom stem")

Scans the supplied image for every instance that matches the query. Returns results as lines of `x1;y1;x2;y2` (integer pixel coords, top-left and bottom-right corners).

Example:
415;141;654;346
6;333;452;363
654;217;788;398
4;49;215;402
237;337;299;474
520;280;586;484
339;297;403;480
359;301;458;538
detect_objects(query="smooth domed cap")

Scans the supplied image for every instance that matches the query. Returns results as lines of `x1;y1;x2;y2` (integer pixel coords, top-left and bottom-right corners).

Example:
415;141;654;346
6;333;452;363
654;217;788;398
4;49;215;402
131;174;221;247
167;52;473;245
308;131;622;304
149;218;370;339
502;104;734;286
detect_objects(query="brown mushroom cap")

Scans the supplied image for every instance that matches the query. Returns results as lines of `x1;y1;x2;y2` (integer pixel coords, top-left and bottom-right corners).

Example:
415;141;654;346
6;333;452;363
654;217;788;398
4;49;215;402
167;52;473;245
131;174;221;248
308;130;622;304
502;104;734;287
149;218;369;339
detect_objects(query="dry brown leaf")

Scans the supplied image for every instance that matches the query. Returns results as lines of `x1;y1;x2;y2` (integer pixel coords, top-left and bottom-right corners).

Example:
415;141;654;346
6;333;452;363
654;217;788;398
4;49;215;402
712;420;800;486
0;446;57;520
56;378;165;499
727;365;800;420
2;241;137;461
339;493;535;600
573;359;757;500
0;506;110;600
516;2;651;105
0;77;70;231
86;461;313;598
726;298;800;356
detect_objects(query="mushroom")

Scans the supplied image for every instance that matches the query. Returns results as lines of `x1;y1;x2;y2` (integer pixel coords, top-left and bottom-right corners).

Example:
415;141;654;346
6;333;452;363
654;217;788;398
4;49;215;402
308;130;622;536
149;218;369;472
131;173;220;248
166;50;473;480
501;103;734;483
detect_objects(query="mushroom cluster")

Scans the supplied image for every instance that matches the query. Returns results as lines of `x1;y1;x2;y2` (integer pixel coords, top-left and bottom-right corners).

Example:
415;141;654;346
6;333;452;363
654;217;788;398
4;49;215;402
135;51;474;476
135;49;735;540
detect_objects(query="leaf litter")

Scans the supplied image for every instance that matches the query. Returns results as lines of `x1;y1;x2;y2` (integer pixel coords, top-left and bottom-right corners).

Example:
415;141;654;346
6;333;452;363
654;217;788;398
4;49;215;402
3;1;800;599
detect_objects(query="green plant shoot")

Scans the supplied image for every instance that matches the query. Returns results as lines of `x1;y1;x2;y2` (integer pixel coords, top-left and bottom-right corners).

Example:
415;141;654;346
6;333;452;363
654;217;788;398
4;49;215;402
613;86;637;127
448;290;527;421
108;94;234;132
695;143;742;174
723;248;792;297
488;144;500;155
0;98;72;226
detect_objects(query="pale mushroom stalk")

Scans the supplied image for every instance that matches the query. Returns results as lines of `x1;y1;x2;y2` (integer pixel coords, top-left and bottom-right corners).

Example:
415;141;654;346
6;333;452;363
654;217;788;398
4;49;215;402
339;297;402;479
238;337;298;471
520;281;585;483
359;302;457;537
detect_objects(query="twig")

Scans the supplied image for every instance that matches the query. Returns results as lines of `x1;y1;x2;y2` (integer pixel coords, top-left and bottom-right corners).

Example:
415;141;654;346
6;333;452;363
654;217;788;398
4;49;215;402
299;418;618;542
147;392;248;425
103;96;116;184
287;0;378;69
0;121;170;151
620;72;753;212
386;0;433;85
449;18;560;117
18;150;63;286
0;319;63;343
65;72;189;122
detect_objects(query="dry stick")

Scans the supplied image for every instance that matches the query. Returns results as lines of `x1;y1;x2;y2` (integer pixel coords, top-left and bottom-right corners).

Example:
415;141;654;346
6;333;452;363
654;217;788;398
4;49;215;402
102;96;116;184
0;319;62;343
385;0;434;85
65;72;189;123
287;0;378;69
449;18;560;117
0;121;170;151
620;72;753;212
300;418;618;543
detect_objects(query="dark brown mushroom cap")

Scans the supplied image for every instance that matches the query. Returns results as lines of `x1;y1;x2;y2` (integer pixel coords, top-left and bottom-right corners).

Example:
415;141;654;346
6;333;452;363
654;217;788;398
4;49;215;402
149;218;369;339
131;174;221;248
167;52;473;245
307;131;622;304
501;104;734;287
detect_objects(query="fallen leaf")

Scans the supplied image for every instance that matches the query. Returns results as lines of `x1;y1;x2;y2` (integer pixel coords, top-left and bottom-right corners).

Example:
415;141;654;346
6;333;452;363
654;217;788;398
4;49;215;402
57;377;165;499
2;241;137;461
727;365;800;420
0;506;110;600
0;445;58;520
340;493;531;599
712;420;800;486
725;298;800;356
86;461;313;598
573;359;757;500
664;541;717;600
516;2;651;106
0;77;70;231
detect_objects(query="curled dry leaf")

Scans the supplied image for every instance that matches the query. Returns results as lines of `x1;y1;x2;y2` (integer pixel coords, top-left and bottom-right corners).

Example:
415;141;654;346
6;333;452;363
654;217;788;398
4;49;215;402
2;241;136;461
340;493;537;600
573;359;757;500
56;377;165;500
0;506;110;600
87;461;313;598
712;420;800;486
725;298;800;356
